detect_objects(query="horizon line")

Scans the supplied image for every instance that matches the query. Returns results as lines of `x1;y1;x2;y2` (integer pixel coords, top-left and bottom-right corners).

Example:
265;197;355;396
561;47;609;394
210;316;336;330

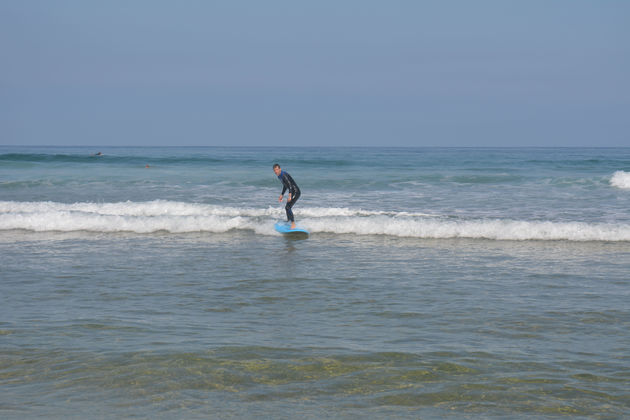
2;144;629;149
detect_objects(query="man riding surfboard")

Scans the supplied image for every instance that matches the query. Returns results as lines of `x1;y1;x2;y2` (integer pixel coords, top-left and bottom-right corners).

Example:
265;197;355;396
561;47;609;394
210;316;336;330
273;163;301;230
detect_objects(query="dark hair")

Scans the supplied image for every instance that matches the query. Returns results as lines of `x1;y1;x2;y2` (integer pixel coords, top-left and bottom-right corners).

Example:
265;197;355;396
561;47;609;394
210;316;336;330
273;163;280;169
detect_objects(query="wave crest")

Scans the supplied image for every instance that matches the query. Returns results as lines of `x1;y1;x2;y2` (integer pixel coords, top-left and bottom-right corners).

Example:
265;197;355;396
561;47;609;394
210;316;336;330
1;200;629;241
303;216;630;241
610;171;630;189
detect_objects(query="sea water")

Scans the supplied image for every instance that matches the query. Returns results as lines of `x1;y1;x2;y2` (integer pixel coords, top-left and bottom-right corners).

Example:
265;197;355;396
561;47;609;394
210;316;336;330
1;146;629;419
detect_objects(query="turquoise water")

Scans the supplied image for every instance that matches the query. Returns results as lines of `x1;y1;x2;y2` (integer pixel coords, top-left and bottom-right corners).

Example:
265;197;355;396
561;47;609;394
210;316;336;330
1;147;630;418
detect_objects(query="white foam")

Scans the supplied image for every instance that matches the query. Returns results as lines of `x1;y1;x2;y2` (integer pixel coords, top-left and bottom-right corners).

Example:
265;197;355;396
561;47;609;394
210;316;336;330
302;216;630;241
610;171;630;189
0;200;277;235
1;200;629;241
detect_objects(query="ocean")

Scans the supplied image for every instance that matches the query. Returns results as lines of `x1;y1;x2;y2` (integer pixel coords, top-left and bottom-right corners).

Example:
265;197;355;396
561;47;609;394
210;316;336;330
1;146;629;419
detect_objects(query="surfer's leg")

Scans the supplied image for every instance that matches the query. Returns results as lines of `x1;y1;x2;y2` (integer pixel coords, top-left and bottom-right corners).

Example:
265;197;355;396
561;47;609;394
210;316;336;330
285;202;294;223
285;191;300;228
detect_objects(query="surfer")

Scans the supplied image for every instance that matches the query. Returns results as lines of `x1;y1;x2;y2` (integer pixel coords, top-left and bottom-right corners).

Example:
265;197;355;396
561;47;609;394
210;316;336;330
273;163;301;229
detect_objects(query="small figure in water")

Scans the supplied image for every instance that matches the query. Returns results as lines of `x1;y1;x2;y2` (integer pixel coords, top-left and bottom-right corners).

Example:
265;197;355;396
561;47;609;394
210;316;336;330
273;163;301;230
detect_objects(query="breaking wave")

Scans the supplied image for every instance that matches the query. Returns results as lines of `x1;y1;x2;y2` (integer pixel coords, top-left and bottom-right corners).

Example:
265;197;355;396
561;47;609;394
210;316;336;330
610;171;630;189
1;200;629;241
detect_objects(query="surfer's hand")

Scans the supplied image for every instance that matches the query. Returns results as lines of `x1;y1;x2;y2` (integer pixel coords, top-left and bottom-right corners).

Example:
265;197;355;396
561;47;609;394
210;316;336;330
278;195;283;202
288;194;292;202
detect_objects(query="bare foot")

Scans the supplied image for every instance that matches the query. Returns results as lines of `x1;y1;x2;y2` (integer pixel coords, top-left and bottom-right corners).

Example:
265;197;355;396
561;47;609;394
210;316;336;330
291;222;296;230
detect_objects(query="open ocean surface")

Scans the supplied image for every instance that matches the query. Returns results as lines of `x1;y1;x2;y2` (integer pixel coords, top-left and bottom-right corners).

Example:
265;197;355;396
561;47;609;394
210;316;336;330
1;146;630;419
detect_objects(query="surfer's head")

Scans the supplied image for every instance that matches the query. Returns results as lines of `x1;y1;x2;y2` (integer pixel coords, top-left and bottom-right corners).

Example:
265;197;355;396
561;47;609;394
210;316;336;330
273;164;281;176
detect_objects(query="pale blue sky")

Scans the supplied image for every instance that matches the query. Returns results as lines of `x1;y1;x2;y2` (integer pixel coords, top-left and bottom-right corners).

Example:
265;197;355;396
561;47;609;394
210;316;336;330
1;1;629;147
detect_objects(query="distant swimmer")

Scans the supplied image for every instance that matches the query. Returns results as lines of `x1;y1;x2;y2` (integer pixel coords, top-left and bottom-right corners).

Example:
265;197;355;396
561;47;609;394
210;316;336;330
91;152;102;156
273;163;301;230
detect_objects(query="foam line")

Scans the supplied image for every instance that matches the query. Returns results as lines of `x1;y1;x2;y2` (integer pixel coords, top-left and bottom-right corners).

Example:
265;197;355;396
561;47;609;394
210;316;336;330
303;216;630;241
1;200;629;241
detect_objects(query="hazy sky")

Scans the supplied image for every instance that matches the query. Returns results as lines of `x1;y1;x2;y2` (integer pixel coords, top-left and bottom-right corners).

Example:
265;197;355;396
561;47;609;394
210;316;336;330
1;1;629;147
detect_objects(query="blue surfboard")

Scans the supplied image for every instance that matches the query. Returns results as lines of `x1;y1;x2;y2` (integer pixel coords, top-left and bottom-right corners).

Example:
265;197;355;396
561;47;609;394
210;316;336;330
274;222;309;235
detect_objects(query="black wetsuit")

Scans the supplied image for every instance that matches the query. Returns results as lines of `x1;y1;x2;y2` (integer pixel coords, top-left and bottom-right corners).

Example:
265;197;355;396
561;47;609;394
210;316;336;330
278;170;301;223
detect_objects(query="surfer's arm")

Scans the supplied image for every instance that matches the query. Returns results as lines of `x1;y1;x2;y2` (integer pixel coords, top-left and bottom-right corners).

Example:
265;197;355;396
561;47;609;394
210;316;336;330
279;182;287;202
